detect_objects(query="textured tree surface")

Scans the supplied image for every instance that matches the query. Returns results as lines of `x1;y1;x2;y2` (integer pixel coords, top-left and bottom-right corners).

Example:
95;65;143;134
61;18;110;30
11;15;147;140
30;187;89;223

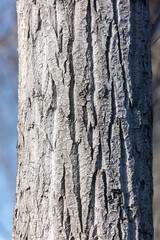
13;0;153;239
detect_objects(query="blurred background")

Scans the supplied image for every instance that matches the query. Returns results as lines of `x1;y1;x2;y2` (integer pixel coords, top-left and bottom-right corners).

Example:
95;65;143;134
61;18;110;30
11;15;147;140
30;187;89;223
0;0;18;239
0;0;159;239
151;1;160;239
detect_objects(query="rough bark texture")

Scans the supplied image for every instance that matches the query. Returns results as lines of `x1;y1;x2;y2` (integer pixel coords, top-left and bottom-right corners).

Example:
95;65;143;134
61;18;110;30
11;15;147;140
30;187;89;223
13;0;153;239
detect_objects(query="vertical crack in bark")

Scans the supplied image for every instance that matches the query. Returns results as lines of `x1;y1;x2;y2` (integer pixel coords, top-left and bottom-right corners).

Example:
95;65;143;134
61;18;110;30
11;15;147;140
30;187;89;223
70;145;83;233
28;28;30;39
46;134;53;151
93;0;97;13
86;170;97;238
52;77;58;109
108;122;112;164
37;8;42;32
65;208;71;239
112;232;116;240
87;123;94;160
92;226;98;239
58;27;63;53
105;21;112;83
53;1;58;38
85;133;103;237
86;0;97;127
108;81;116;164
86;0;94;89
67;2;83;233
46;76;57;117
96;133;102;169
60;163;65;227
117;206;123;240
61;163;66;196
118;215;122;240
102;171;108;214
117;198;124;240
59;196;64;227
112;0;128;107
68;2;75;140
119;120;136;238
82;102;88;130
55;53;59;68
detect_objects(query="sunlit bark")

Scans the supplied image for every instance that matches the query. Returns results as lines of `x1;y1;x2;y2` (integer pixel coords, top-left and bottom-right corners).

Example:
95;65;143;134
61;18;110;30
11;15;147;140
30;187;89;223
13;0;153;239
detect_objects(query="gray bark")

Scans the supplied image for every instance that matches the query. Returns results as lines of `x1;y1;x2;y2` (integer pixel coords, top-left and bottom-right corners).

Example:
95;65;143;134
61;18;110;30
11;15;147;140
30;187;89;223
13;0;153;239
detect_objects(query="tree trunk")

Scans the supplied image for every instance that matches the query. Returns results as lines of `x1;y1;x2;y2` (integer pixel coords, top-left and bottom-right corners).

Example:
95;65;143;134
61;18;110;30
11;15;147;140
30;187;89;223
13;0;153;239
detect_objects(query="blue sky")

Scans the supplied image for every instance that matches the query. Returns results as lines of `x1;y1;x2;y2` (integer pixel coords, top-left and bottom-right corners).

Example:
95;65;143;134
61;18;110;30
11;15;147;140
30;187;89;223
0;0;18;239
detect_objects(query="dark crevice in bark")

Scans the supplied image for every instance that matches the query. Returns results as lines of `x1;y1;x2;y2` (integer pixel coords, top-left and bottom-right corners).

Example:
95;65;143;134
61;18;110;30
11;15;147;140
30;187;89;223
55;53;59;68
119;120;136;238
86;170;97;239
54;2;58;38
67;2;83;233
86;0;94;89
87;123;94;160
46;77;57;118
93;0;97;13
118;204;124;240
79;233;82;240
68;48;75;139
102;171;108;213
58;27;63;53
108;81;116;164
68;3;75;140
131;0;147;6
86;0;97;127
27;24;30;39
28;98;31;108
37;9;42;32
105;21;112;83
59;196;64;226
46;134;53;151
70;145;83;233
118;218;122;240
60;163;65;227
32;0;36;5
14;209;18;218
64;60;67;74
65;209;71;239
52;77;57;108
85;134;104;236
61;163;66;196
108;121;112;164
92;226;97;238
95;133;102;169
82;103;88;130
112;232;116;240
67;2;76;141
112;0;128;108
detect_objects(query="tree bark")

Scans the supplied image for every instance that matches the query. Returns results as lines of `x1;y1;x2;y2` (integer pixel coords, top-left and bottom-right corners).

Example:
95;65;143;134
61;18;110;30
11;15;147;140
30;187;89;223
13;0;153;239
